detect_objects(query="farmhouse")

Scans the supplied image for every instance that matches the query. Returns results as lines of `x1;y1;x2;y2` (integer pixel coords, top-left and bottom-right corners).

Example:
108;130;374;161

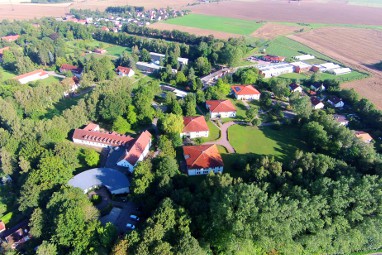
116;131;152;172
355;131;373;143
1;34;19;42
333;114;349;126
181;116;209;139
94;48;107;54
206;99;236;119
329;68;351;75
261;55;285;63
310;82;326;92
311;97;325;110
60;63;82;77
258;63;294;78
294;54;315;61
0;47;9;61
327;96;344;108
311;62;341;73
289;83;303;93
72;123;134;148
14;69;49;84
182;144;224;176
231;85;261;100
290;61;312;73
116;66;135;77
68;168;130;194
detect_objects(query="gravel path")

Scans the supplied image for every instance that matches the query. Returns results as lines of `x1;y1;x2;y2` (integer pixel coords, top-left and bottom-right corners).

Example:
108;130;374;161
204;121;236;153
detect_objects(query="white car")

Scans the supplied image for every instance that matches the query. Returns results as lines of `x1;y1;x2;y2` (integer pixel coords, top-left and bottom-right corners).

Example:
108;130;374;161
126;223;135;230
130;215;140;221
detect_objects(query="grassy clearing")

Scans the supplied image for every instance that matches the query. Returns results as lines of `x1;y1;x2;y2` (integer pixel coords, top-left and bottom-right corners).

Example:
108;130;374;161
204;121;220;142
0;212;13;224
228;125;306;161
165;14;264;35
265;36;338;62
276;70;369;83
0;67;15;82
348;0;382;8
106;45;131;57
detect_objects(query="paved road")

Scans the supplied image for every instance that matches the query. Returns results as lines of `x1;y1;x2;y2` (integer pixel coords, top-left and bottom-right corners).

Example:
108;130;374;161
46;71;66;79
204;121;236;153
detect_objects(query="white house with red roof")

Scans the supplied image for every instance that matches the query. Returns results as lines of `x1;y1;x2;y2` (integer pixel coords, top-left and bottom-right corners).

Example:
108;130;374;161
116;131;152;172
73;123;134;148
231;85;261;100
289;83;303;93
116;66;135;77
355;131;373;143
206;100;236;119
182;144;224;176
14;69;49;84
1;35;19;42
181;116;209;139
60;63;83;77
311;97;325;110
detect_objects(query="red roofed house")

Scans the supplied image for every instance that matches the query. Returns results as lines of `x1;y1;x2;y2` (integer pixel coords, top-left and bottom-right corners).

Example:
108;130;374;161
183;144;224;176
0;46;10;62
61;77;80;97
327;96;344;108
355;131;373;143
72;123;134;148
231;85;261;100
14;69;49;84
1;34;19;42
0;221;6;233
311;97;325;110
60;64;83;77
117;130;152;173
94;48;107;54
289;83;303;93
116;66;135;77
206;100;236;119
181;116;209;139
262;55;285;63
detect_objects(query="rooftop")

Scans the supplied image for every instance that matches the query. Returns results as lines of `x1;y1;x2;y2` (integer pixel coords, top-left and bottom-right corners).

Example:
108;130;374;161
206;99;236;113
118;131;152;166
231;85;261;96
183;144;223;170
183;116;209;133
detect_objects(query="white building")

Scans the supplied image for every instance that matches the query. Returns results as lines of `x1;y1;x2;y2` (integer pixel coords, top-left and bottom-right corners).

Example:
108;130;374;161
328;96;345;108
311;97;325;110
206;100;236;119
181;116;209;139
116;131;152;173
258;63;294;78
231;85;261;100
329;68;351;75
183;144;224;176
14;69;49;84
116;66;135;77
289;83;303;93
312;62;341;73
294;54;315;61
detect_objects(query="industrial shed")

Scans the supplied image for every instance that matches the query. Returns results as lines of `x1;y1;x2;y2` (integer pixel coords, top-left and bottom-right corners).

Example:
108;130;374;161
68;168;130;194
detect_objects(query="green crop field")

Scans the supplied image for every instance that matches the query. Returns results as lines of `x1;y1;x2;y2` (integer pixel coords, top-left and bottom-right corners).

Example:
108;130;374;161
165;14;264;35
348;0;382;7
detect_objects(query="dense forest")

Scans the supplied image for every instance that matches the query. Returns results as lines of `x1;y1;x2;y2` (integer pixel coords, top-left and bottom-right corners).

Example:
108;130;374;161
0;17;381;255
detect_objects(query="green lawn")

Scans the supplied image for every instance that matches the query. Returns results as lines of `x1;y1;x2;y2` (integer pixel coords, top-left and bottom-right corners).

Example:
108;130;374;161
0;212;13;225
165;14;264;35
228;125;306;161
201;120;220;142
0;67;15;82
105;45;131;57
348;0;382;7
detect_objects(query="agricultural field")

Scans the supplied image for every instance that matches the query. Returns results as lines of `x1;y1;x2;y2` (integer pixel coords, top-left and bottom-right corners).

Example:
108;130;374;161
348;0;382;7
164;14;264;35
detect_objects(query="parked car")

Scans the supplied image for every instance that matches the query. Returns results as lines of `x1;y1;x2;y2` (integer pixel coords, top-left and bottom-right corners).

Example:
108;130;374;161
130;215;140;221
126;223;135;230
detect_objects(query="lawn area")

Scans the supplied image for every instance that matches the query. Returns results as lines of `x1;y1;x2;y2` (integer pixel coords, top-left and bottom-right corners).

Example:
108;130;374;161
0;67;15;82
105;45;131;57
165;14;264;35
0;212;13;225
274;69;369;83
201;120;220;142
265;36;338;62
228;125;306;161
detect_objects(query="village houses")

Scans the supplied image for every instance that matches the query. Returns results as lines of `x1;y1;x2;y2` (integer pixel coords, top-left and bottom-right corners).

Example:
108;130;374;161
14;69;49;84
231;85;261;100
181;116;209;139
182;144;224;176
206;99;236;119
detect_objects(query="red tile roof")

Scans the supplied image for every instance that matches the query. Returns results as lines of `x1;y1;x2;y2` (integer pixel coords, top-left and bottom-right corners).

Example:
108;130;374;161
231;85;260;96
183;116;209;133
0;46;10;55
72;123;134;147
14;69;47;81
1;35;19;42
262;55;285;62
206;100;236;113
183;144;223;169
116;66;133;75
119;131;152;166
355;131;373;142
0;221;5;233
60;64;81;72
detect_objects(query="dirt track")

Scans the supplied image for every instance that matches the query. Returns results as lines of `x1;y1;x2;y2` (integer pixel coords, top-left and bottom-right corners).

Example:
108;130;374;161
190;0;382;25
149;22;241;39
289;27;382;109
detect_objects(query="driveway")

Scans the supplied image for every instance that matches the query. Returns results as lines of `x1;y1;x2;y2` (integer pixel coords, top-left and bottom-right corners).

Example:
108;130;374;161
204;121;236;153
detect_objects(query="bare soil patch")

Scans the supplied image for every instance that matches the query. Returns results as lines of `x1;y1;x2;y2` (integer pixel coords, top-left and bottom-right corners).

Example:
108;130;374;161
149;22;241;39
289;27;382;109
251;23;302;39
189;0;382;25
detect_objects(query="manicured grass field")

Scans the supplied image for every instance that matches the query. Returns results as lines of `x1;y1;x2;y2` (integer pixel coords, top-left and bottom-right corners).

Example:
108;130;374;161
165;14;264;35
105;45;131;57
277;70;369;83
228;125;306;161
201;120;220;142
265;36;338;62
